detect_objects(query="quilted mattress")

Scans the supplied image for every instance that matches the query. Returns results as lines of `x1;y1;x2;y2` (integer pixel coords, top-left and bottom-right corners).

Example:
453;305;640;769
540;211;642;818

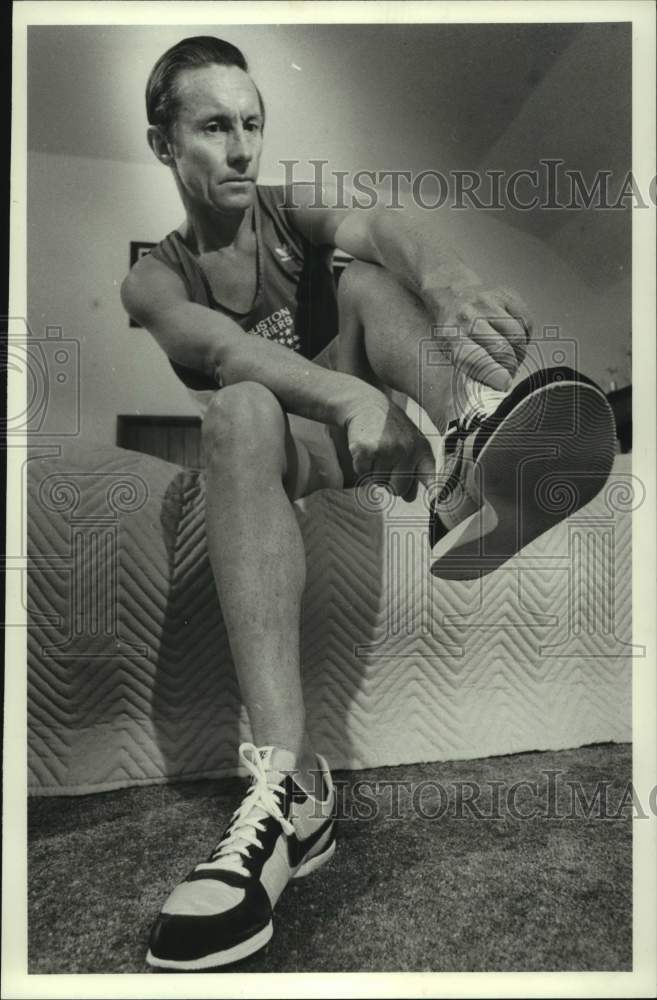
26;441;634;795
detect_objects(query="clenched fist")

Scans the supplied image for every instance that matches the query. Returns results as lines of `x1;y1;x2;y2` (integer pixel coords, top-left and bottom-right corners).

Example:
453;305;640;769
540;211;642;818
343;392;435;502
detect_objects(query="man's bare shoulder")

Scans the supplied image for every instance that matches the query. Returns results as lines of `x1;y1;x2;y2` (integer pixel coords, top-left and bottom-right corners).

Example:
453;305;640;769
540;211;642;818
120;251;188;324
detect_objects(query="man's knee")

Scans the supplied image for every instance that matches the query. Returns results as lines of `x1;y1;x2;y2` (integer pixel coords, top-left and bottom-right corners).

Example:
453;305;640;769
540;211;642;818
339;258;409;318
338;259;381;312
202;381;286;460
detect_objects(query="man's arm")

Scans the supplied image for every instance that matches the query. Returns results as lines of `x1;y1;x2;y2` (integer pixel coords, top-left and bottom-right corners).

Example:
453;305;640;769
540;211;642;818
120;253;377;426
121;253;435;491
287;186;532;392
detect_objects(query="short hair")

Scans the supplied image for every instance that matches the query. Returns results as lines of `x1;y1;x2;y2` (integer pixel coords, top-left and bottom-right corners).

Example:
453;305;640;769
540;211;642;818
146;35;265;136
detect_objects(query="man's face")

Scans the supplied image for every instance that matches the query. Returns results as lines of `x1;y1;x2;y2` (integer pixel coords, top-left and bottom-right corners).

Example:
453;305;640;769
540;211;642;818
169;63;263;213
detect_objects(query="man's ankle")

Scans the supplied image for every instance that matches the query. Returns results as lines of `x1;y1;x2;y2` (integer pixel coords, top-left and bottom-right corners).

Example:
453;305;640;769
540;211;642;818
294;759;328;801
282;747;328;801
276;743;323;799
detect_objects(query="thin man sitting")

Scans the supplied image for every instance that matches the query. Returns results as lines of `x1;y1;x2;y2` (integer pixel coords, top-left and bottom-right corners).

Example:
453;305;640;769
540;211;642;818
121;36;616;970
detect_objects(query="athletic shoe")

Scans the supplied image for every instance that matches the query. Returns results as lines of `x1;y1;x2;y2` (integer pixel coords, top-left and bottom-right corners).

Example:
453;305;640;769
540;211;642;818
146;742;336;970
429;367;617;580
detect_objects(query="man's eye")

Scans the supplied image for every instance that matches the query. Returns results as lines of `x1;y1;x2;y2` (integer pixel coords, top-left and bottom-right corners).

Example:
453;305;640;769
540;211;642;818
204;121;223;134
244;121;261;133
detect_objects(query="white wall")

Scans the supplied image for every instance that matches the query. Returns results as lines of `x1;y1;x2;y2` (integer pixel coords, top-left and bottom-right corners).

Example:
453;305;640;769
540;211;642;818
425;207;631;388
478;23;631;295
27;151;199;442
474;22;632;388
28;23;578;171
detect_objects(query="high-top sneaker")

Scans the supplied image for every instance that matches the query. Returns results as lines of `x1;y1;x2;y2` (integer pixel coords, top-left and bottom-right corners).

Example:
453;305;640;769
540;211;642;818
429;367;617;580
147;742;336;970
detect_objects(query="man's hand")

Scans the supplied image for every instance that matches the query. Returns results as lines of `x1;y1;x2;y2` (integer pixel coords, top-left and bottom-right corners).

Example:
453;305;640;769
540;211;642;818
342;392;435;502
426;280;533;392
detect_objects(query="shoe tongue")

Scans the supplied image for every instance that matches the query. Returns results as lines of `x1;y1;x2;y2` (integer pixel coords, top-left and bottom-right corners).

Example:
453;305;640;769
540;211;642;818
460;382;508;424
257;745;298;786
204;746;298;871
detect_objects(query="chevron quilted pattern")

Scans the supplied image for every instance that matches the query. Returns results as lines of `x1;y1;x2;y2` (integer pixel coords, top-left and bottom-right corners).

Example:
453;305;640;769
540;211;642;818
27;441;632;795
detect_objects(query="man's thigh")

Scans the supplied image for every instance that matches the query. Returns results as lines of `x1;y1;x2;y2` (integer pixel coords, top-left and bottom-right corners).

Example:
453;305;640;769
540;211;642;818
306;262;458;494
339;260;458;432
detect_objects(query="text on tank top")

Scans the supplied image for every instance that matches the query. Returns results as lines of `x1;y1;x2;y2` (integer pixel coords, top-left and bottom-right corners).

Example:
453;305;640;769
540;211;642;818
147;185;339;390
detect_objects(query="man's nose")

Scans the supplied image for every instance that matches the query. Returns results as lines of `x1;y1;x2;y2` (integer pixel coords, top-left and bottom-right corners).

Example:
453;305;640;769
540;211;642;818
227;126;252;167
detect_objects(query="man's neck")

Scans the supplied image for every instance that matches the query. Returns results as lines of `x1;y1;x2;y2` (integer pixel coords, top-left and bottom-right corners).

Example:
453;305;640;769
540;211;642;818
182;200;256;255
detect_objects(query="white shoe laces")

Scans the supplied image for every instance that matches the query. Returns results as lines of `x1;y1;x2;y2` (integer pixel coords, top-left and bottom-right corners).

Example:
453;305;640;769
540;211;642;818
459;383;508;430
438;386;508;504
197;743;295;877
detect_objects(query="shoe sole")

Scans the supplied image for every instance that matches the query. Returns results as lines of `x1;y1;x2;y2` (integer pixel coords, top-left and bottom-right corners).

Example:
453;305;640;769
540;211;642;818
292;836;336;879
146;921;274;971
145;838;336;971
430;377;616;580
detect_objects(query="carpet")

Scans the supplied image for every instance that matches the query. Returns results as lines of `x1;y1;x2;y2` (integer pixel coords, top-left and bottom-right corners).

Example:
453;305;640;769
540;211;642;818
28;743;632;974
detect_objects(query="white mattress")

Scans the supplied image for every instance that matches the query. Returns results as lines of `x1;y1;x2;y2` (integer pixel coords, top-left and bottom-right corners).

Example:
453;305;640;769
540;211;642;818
27;442;633;795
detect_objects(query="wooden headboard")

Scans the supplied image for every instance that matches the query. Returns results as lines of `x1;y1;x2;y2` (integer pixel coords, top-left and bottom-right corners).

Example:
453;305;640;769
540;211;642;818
117;415;204;468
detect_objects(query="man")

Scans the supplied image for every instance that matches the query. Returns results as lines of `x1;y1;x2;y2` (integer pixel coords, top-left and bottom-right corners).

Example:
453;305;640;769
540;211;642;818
121;36;616;970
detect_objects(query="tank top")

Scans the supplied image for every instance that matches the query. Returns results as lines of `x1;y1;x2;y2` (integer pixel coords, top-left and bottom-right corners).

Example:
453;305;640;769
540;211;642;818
149;185;339;390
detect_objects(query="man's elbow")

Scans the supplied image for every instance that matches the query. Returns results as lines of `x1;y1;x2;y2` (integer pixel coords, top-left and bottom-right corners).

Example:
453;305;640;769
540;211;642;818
361;203;409;262
210;344;245;387
119;271;143;325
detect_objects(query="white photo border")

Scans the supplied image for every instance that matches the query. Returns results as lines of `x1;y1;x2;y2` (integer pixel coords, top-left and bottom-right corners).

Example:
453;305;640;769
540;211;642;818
5;2;656;997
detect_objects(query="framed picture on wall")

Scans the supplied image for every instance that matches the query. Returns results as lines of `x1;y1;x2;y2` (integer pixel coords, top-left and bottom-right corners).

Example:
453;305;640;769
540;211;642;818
128;241;156;326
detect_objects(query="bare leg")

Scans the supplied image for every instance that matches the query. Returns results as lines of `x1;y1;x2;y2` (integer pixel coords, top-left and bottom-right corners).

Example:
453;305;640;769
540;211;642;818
202;380;326;788
337;260;457;434
202;265;454;783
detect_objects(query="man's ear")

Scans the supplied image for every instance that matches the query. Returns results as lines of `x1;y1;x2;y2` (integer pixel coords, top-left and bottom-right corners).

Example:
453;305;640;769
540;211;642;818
147;125;175;166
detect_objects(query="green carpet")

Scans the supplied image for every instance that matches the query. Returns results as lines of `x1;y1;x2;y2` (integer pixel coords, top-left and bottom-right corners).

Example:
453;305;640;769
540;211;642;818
28;743;632;974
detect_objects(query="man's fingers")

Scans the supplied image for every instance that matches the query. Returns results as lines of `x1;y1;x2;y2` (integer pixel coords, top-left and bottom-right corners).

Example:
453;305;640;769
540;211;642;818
374;458;419;498
486;314;529;364
448;304;516;376
499;288;534;339
349;446;375;478
415;449;436;492
468;318;519;376
370;454;394;492
402;479;419;503
372;443;435;501
452;339;512;392
388;465;413;498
